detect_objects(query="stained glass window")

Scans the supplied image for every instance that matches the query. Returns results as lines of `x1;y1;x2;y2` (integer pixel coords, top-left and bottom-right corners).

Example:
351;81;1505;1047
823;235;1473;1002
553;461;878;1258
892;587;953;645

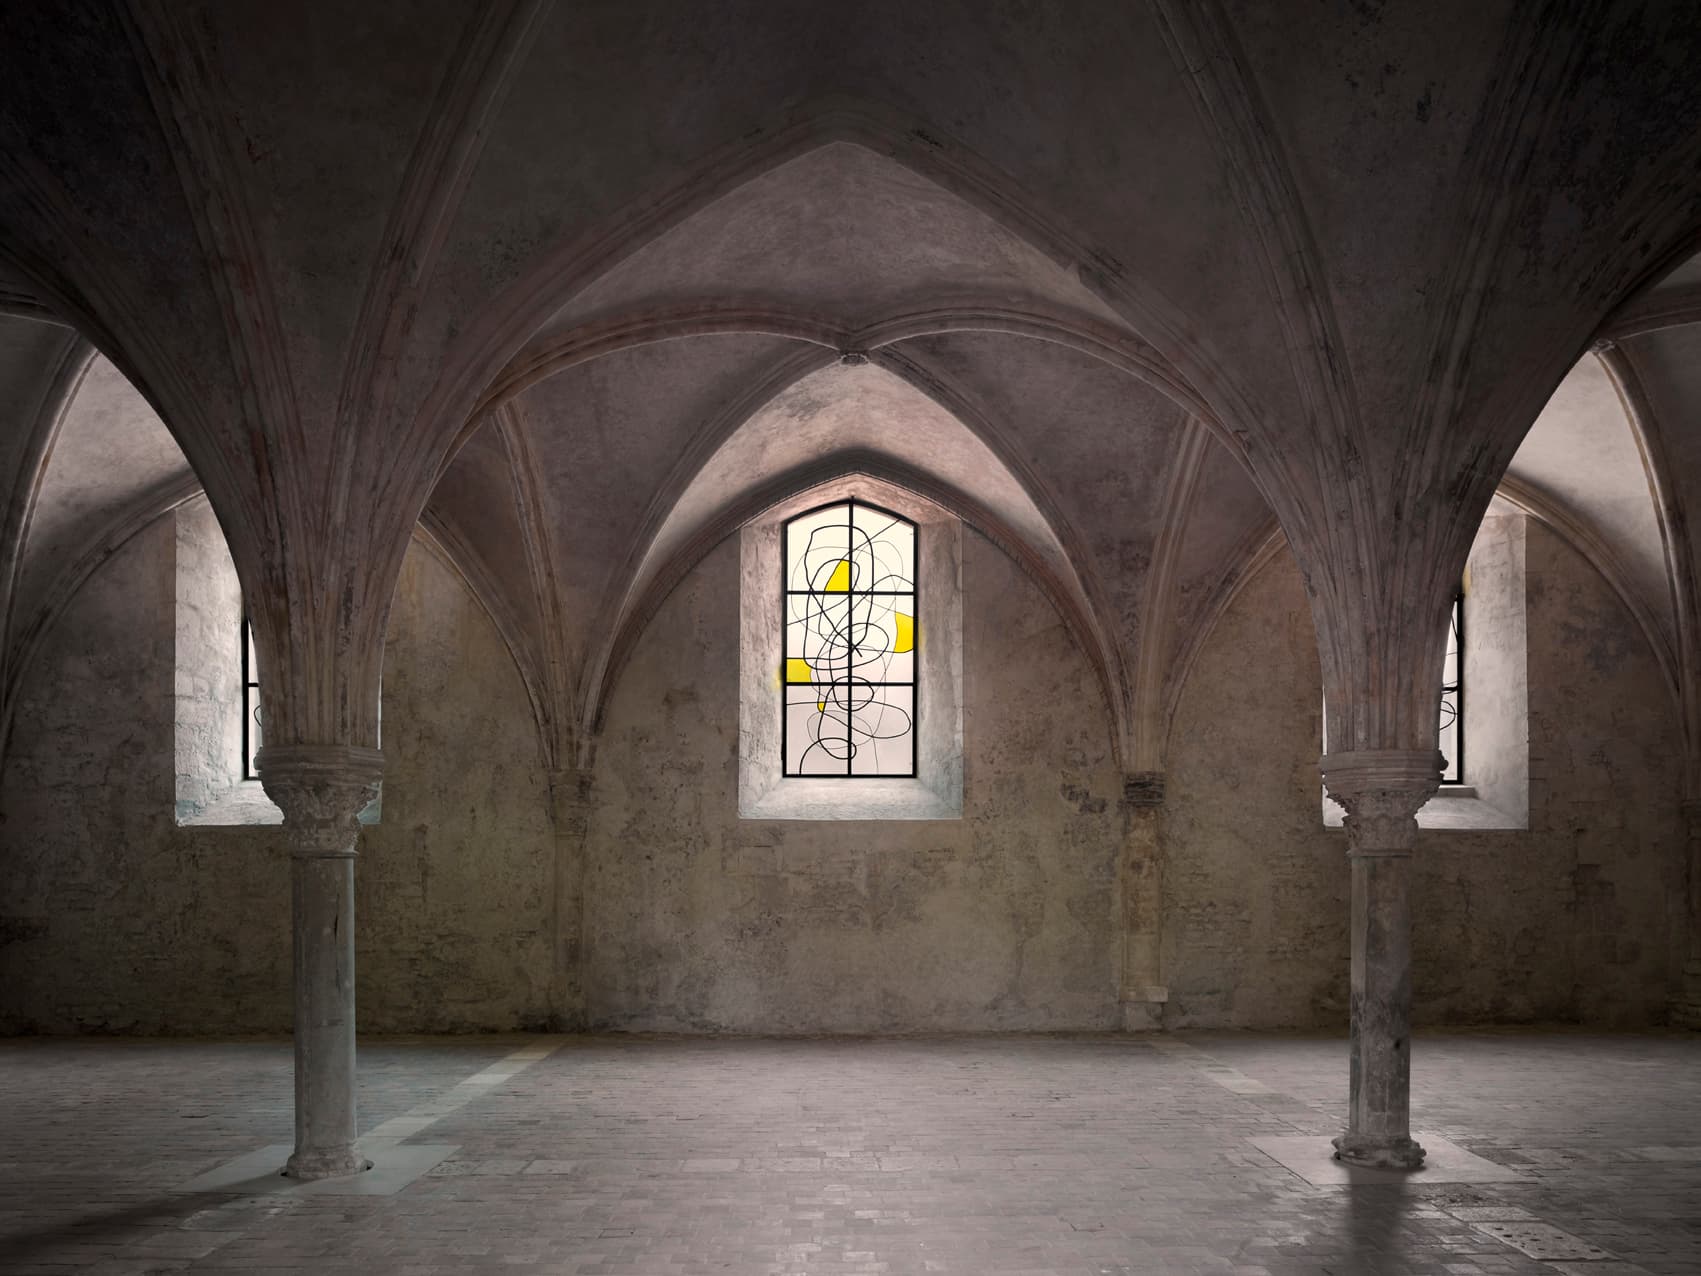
1438;589;1463;783
783;499;917;777
241;616;262;779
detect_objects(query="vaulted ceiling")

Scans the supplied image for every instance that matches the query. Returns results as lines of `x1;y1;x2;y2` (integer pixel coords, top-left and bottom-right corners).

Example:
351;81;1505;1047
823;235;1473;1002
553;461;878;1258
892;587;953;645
6;239;1700;776
0;1;1697;763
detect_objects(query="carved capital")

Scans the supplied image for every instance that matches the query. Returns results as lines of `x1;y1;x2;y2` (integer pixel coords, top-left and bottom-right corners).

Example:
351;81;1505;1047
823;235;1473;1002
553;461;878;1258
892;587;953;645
1122;771;1165;808
1321;749;1441;857
257;745;385;859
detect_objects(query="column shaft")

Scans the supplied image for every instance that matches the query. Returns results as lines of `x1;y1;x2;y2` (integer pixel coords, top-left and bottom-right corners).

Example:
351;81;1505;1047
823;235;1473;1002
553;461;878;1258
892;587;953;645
1344;848;1415;1158
1322;749;1438;1170
258;743;384;1181
289;854;360;1178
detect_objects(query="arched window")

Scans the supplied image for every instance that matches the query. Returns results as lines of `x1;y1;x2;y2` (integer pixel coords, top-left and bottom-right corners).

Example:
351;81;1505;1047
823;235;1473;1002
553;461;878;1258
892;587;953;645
783;499;917;777
738;478;961;820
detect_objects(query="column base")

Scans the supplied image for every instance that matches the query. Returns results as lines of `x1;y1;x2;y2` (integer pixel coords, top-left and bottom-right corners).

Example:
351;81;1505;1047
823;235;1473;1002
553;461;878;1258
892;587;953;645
1120;999;1166;1032
1332;1132;1426;1170
284;1144;372;1181
1672;959;1701;1028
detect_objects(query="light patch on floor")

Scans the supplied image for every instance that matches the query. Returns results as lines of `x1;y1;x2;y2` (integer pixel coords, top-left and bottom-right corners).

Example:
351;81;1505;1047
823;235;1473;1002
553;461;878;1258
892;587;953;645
1248;1133;1526;1185
174;1040;560;1196
175;1140;459;1196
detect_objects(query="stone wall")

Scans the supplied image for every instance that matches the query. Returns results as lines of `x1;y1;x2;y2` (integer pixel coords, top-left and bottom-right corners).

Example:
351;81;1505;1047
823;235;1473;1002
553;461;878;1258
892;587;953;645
0;506;1684;1035
0;518;553;1034
1164;518;1684;1028
173;499;246;822
1463;512;1530;826
586;530;1123;1033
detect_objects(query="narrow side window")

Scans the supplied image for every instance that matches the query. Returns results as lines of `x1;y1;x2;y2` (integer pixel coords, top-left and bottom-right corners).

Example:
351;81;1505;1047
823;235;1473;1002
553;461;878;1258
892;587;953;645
241;616;262;779
1439;587;1464;783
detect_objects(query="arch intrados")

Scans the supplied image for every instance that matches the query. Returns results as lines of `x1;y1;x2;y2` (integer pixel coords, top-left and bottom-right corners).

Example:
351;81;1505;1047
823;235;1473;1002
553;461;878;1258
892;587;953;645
555;339;1130;747
0;245;231;506
0;241;279;645
586;451;1126;757
574;347;1143;758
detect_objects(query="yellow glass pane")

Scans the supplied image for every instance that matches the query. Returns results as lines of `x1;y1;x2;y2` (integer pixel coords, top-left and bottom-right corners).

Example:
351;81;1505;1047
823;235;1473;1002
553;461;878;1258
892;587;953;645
893;612;914;653
785;657;814;684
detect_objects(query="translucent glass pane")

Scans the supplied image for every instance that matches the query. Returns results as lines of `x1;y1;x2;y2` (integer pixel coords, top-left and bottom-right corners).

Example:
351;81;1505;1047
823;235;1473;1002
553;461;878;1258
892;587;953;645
852;504;914;590
847;592;914;683
849;683;915;776
786;685;851;775
786;503;853;594
787;595;851;678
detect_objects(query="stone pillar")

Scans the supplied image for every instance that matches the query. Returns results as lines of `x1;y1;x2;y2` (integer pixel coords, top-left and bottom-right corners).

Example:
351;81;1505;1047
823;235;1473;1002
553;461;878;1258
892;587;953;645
1119;771;1168;1031
547;767;594;1030
1674;798;1701;1028
1320;749;1439;1170
257;743;384;1181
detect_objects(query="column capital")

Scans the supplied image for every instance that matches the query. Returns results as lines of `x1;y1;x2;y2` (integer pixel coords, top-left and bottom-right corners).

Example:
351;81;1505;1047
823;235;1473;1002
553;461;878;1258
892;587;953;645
1321;749;1441;856
1121;771;1165;808
258;745;384;858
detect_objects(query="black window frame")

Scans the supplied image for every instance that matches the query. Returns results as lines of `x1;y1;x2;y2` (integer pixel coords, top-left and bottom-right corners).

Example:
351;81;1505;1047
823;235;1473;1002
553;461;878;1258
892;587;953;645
241;615;261;781
1439;588;1464;784
781;496;919;779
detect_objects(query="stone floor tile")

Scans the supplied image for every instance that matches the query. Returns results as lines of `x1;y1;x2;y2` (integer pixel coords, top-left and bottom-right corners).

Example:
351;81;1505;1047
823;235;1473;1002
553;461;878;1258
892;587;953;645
1;1032;1698;1275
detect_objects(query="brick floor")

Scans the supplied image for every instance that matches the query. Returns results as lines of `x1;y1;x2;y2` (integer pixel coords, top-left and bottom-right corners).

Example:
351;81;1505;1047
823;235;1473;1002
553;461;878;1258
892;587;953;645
0;1031;1696;1274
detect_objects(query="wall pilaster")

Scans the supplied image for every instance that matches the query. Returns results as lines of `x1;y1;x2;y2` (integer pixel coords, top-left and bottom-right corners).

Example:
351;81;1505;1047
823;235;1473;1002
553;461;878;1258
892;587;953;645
1674;797;1701;1028
547;766;595;1030
1119;771;1167;1031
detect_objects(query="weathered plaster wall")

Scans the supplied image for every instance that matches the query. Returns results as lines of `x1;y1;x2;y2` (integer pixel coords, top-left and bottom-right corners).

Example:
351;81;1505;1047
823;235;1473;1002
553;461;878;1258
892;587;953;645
0;518;290;1034
173;499;246;822
3;500;1680;1036
1164;519;1684;1028
1163;556;1346;1027
587;529;1123;1033
1463;512;1530;826
356;545;555;1032
0;521;553;1034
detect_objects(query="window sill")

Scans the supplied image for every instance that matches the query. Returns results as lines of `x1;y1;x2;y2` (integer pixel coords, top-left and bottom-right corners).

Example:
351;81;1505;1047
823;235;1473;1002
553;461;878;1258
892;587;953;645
1322;786;1526;832
740;773;961;821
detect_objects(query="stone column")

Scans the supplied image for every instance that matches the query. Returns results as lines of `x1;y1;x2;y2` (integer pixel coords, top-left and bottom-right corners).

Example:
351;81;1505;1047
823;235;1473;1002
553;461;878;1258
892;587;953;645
1320;749;1439;1170
547;767;594;1030
257;743;384;1181
1674;798;1701;1028
1119;771;1168;1031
